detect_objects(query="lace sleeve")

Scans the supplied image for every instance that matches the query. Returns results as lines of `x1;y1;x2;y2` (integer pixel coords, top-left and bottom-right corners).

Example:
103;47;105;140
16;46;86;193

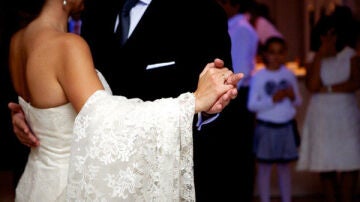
66;90;195;201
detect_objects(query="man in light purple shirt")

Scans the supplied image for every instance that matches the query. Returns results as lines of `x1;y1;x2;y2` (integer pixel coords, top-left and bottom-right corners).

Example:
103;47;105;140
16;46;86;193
217;0;259;201
228;13;258;87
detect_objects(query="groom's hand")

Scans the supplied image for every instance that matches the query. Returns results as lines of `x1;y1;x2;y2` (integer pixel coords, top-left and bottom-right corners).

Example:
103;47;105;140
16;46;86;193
8;102;39;147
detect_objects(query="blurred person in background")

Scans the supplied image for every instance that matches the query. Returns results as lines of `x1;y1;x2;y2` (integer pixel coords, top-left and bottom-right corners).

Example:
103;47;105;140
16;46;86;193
297;6;360;202
216;0;259;200
248;37;302;202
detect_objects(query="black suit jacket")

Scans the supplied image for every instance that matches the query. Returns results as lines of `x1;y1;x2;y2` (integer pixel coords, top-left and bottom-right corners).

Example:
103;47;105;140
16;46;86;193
81;0;232;100
80;0;239;200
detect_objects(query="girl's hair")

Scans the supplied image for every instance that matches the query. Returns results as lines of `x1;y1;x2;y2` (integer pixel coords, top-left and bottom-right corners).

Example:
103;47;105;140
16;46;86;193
263;36;287;51
311;5;356;51
261;37;286;66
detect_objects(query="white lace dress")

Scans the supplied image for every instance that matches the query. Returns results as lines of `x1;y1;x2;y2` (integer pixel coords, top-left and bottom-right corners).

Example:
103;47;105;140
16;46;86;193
297;47;360;171
15;72;196;201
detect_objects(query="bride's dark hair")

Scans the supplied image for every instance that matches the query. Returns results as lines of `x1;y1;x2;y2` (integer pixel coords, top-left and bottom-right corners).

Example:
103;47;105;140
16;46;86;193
0;0;45;78
4;0;46;35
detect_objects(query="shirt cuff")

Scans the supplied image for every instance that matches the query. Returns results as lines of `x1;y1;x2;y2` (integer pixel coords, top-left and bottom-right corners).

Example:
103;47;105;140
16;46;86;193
196;112;220;131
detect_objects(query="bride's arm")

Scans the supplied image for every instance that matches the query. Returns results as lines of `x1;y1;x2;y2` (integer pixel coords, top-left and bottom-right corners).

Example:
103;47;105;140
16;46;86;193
56;34;104;113
57;34;239;114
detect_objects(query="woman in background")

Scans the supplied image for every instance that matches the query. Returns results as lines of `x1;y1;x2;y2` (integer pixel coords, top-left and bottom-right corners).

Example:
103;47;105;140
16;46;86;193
297;8;360;202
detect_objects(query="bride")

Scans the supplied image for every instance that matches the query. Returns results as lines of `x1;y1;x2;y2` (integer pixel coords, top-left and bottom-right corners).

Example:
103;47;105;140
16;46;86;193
8;0;242;201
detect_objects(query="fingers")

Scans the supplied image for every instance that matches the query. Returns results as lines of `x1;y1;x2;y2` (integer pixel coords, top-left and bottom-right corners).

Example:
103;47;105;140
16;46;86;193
228;88;238;99
195;60;240;113
15;129;39;147
216;68;234;84
211;58;244;87
200;59;225;78
205;88;238;114
204;64;234;85
13;118;39;147
195;70;233;112
213;58;224;68
8;102;23;115
13;127;39;147
207;103;223;114
11;106;39;147
225;73;243;86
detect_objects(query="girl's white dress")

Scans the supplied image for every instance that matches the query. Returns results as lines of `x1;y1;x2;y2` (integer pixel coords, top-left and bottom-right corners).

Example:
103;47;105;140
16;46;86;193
297;47;360;172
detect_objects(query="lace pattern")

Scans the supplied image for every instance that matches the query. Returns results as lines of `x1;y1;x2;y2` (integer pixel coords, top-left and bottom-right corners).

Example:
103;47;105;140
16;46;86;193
67;91;195;201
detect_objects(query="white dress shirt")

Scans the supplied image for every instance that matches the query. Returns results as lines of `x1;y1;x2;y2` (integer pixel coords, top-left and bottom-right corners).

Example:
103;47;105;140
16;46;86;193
114;0;152;37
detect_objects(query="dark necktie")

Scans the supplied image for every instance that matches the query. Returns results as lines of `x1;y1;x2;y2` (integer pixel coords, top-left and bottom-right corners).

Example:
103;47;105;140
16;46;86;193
116;0;139;45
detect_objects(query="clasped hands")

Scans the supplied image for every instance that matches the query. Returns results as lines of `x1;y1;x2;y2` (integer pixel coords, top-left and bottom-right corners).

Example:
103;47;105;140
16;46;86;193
272;87;295;103
8;58;243;147
194;58;243;113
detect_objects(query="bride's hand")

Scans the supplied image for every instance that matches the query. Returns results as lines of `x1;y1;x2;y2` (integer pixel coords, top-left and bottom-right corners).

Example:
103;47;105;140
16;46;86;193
206;59;243;113
194;61;241;113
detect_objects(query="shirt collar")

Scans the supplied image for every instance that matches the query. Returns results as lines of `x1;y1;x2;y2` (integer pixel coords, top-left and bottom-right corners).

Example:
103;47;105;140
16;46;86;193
140;0;151;5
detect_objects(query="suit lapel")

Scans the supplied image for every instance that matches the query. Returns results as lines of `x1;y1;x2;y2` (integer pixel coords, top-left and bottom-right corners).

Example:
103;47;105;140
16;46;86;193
126;0;163;43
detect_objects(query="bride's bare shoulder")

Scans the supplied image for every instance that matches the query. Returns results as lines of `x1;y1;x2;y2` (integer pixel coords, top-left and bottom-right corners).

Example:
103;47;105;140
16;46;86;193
54;32;88;48
31;30;93;67
40;30;90;53
53;33;94;67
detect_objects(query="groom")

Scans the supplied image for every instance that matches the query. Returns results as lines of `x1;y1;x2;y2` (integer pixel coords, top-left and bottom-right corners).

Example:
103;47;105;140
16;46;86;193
10;0;244;201
80;1;238;200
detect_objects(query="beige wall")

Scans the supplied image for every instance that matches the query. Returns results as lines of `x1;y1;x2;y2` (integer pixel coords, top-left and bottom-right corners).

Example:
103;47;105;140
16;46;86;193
256;0;359;63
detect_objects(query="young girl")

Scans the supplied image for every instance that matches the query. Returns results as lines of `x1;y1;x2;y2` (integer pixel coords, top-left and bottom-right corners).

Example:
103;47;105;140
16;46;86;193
247;37;302;202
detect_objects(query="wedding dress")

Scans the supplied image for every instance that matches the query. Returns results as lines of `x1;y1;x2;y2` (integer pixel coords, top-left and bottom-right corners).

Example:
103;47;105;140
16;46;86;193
15;98;75;202
15;71;195;202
